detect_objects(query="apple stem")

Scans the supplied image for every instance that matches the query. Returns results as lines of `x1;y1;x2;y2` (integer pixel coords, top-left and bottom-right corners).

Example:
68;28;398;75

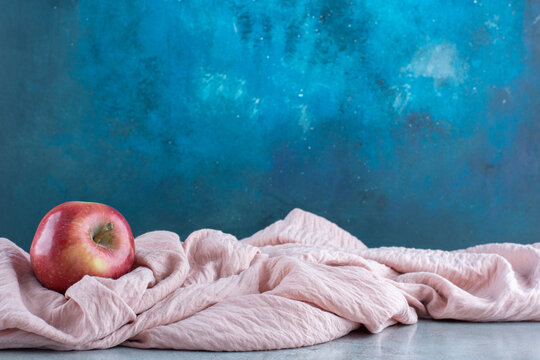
93;222;114;246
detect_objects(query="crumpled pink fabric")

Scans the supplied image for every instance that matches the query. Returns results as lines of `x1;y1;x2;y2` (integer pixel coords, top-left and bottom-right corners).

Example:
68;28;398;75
0;208;539;351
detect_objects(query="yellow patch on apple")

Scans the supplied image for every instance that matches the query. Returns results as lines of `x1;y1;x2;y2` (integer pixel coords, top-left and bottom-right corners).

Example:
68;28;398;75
91;257;109;272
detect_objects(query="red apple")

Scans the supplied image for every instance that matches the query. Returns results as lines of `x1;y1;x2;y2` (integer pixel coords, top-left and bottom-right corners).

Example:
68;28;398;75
30;201;135;293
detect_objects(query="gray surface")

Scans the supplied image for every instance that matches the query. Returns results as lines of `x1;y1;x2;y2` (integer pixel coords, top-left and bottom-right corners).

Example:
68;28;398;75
1;320;539;359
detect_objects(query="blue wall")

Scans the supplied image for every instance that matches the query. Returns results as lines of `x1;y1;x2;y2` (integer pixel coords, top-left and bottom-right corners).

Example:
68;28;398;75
1;0;539;251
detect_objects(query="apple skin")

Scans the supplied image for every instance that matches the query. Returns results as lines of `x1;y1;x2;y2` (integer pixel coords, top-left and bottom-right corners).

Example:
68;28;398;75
30;201;135;293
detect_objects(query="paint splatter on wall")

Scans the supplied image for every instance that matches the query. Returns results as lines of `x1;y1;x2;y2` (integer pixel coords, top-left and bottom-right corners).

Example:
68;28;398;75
1;0;539;250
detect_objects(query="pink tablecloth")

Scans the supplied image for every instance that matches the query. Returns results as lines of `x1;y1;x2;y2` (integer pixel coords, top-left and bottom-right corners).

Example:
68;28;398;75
1;209;539;351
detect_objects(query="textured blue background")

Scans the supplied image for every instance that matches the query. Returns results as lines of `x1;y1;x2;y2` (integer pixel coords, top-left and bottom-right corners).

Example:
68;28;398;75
1;0;539;251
